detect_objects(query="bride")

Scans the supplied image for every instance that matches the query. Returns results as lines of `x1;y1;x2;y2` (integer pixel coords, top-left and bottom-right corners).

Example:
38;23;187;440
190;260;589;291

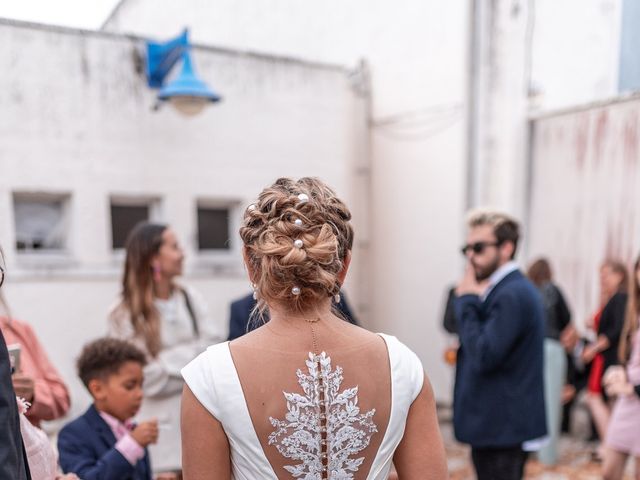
181;177;447;479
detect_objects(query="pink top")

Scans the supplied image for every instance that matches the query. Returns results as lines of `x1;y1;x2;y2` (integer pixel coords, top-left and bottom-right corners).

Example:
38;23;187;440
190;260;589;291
98;411;145;466
0;316;70;427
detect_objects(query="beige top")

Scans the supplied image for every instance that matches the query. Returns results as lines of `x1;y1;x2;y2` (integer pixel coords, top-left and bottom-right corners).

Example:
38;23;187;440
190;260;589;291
108;284;224;472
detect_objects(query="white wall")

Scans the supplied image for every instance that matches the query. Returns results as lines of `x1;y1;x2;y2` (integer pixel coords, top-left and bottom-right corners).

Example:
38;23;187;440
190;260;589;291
471;0;623;222
528;96;640;330
0;19;363;424
103;0;472;404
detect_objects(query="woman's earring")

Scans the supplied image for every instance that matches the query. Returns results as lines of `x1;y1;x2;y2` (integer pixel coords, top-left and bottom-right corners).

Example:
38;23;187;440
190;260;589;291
334;292;341;304
152;263;162;283
252;283;258;300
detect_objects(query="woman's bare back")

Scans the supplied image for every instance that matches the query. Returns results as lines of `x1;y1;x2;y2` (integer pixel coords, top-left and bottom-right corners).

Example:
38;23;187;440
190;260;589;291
230;316;391;479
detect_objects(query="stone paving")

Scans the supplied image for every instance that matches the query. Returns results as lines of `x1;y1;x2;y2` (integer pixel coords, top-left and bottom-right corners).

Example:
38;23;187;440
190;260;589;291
439;404;636;479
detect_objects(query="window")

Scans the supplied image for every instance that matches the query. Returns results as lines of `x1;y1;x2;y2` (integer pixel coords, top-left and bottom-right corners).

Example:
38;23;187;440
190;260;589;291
197;206;231;250
13;193;69;252
110;197;160;250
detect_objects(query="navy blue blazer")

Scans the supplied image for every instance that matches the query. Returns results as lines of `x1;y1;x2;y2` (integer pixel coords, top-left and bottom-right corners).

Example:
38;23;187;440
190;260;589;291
228;291;358;341
58;404;152;480
453;270;547;448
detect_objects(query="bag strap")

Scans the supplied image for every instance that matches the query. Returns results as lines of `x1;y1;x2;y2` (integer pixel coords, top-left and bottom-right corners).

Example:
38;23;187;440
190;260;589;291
180;288;200;338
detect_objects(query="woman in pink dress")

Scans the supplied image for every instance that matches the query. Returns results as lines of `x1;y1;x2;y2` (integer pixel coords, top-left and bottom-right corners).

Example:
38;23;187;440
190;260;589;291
603;255;640;480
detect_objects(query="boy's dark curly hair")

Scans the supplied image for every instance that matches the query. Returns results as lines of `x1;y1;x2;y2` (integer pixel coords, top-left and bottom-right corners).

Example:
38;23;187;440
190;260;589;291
77;337;147;388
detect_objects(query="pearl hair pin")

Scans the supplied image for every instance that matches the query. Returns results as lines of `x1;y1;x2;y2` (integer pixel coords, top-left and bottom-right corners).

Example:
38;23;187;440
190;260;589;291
294;218;303;226
294;239;303;248
247;204;256;211
292;286;301;295
297;193;309;203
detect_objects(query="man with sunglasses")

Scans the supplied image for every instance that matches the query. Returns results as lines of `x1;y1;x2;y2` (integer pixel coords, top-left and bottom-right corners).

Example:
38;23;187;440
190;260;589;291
0;261;32;480
453;210;546;480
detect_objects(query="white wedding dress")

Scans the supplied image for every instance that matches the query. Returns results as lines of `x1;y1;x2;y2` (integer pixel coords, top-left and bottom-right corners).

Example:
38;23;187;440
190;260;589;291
182;333;423;480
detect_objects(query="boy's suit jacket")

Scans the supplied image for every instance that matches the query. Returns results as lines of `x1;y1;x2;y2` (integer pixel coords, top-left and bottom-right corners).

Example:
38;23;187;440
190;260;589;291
58;404;152;480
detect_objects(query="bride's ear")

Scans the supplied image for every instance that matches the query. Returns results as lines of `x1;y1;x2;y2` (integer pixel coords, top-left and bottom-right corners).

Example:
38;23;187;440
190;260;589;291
337;250;351;285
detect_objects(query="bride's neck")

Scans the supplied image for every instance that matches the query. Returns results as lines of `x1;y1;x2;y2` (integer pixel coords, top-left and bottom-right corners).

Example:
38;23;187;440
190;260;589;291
268;300;334;328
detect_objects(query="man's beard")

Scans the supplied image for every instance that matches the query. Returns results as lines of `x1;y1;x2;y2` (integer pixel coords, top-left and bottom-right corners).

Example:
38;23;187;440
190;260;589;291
473;256;500;281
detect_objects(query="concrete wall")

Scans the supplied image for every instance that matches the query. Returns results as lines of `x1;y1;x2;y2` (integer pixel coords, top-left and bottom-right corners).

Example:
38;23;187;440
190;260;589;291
470;0;624;220
103;0;472;404
0;19;364;425
528;95;640;330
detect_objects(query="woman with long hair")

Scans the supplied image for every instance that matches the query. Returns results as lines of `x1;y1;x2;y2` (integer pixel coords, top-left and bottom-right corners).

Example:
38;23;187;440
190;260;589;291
109;222;223;477
583;260;629;445
181;178;447;479
602;255;640;479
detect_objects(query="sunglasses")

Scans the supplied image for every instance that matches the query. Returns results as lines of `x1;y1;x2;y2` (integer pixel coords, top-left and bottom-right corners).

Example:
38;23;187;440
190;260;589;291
460;241;501;256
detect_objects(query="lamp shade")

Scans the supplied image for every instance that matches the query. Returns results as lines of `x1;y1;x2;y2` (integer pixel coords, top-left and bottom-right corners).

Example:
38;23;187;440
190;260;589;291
158;50;221;116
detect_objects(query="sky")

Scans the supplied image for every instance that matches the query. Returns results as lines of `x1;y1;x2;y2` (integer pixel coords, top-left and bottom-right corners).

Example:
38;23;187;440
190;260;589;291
0;0;120;29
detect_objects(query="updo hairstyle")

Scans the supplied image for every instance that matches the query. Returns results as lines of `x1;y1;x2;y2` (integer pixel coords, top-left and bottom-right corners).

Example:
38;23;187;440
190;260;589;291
239;177;353;313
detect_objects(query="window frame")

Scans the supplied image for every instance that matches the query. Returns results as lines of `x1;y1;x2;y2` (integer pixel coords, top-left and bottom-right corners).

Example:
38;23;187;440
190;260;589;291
11;191;72;264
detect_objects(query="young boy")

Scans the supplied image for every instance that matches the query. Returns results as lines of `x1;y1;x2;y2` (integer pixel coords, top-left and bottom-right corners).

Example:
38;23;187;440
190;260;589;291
58;338;157;480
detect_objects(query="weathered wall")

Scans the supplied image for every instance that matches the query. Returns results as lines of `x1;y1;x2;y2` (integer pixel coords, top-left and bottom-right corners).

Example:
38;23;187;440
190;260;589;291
528;95;640;328
103;0;472;404
0;19;364;425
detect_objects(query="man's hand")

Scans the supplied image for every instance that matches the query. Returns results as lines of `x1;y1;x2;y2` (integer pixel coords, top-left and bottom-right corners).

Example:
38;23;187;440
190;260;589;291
455;264;488;297
131;419;159;447
12;373;35;402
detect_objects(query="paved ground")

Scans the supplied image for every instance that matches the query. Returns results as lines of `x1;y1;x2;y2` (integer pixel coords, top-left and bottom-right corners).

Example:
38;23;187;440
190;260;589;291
440;403;636;479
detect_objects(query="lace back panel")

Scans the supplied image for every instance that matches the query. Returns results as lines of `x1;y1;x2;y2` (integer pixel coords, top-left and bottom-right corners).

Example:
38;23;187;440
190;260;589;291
268;352;378;479
230;335;391;480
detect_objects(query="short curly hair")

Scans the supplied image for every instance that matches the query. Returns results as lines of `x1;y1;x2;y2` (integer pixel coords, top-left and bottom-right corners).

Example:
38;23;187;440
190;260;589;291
77;337;147;389
240;177;353;313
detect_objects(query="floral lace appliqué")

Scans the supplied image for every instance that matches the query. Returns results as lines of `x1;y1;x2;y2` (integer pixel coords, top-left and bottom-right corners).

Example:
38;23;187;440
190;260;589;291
268;352;377;479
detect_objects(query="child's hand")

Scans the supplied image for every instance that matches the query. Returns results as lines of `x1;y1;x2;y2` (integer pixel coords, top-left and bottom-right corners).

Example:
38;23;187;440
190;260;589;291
131;419;159;447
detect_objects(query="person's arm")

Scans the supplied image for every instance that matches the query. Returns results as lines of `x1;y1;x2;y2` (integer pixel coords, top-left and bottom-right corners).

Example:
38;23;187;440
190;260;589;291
20;322;70;423
442;288;458;334
454;290;526;374
187;287;225;347
555;287;571;333
599;294;627;352
57;425;135;480
181;385;231;480
392;375;448;479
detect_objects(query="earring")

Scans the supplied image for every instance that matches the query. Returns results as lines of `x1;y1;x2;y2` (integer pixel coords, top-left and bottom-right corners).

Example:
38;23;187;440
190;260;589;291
152;264;162;283
334;292;341;304
252;283;258;300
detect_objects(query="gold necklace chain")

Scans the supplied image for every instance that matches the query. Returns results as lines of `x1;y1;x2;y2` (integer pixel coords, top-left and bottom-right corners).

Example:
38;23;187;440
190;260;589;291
305;317;321;354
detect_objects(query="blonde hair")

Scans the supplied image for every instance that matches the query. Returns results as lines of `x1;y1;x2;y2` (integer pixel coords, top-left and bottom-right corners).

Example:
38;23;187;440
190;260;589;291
619;256;640;364
240;178;353;314
466;208;520;258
